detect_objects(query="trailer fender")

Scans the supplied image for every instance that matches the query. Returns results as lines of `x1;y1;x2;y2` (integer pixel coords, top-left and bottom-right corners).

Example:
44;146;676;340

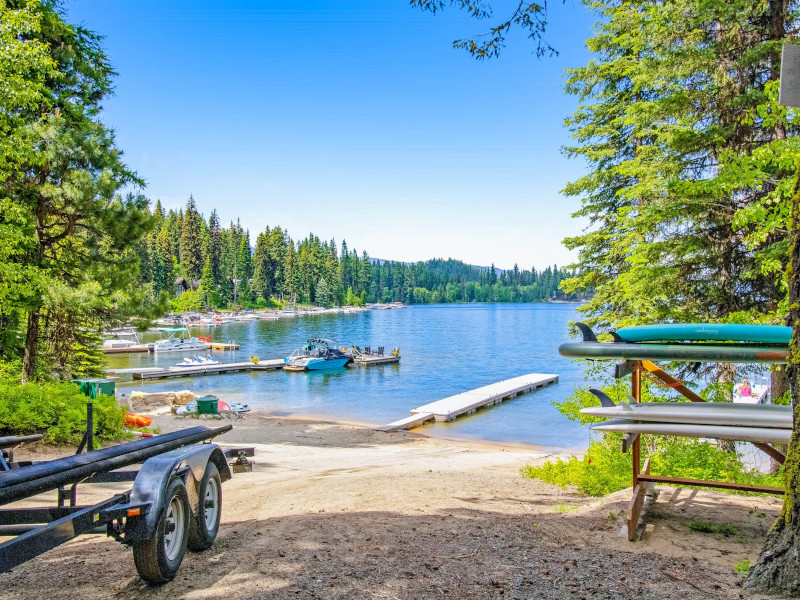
123;444;231;543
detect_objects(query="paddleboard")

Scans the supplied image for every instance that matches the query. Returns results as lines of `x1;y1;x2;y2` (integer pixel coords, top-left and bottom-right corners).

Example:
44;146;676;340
615;323;790;345
580;400;792;429
591;418;791;445
558;341;790;364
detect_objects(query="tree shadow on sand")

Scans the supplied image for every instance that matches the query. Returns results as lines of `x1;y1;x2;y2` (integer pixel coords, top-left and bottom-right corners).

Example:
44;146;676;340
0;492;780;600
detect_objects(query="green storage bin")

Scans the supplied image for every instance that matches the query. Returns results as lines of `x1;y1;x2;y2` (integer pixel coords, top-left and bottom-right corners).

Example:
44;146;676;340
196;395;219;415
70;378;116;399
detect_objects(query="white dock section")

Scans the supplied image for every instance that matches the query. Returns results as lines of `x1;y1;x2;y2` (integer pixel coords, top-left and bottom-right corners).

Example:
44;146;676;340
379;373;559;432
376;412;434;432
113;359;285;380
353;354;401;366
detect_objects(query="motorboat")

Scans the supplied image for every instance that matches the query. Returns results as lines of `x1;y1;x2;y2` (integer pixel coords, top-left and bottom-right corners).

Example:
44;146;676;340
152;327;209;353
284;338;351;371
101;328;149;353
175;355;221;367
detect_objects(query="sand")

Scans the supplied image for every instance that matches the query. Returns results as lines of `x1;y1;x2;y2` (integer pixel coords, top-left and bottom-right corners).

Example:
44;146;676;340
0;412;787;599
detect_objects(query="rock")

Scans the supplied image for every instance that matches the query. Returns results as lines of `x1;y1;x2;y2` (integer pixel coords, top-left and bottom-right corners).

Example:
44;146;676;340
129;389;199;411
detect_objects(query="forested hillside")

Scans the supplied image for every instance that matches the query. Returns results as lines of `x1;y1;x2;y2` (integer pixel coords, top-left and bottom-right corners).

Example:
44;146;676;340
138;198;583;309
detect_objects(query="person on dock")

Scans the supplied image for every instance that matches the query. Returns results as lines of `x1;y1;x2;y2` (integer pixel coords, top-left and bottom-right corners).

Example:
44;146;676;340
737;378;752;398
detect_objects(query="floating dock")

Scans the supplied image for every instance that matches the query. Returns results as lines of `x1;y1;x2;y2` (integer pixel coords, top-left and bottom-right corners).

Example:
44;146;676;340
108;359;284;380
108;354;399;380
378;373;558;432
102;346;150;354
352;354;400;366
208;342;240;350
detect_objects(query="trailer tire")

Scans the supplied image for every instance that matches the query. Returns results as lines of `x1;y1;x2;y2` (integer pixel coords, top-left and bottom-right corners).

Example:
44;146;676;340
188;461;222;551
133;477;190;584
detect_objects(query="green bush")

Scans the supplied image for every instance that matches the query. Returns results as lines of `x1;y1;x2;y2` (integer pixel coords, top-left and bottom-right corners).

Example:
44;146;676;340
0;378;127;446
522;380;783;496
172;290;201;313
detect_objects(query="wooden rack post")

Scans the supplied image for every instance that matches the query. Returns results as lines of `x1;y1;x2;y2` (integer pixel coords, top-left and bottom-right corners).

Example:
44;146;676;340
615;360;786;541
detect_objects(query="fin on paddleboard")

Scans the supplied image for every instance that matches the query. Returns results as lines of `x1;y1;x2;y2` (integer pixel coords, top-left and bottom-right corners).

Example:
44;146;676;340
610;331;625;343
575;322;597;343
589;388;616;408
618;399;633;410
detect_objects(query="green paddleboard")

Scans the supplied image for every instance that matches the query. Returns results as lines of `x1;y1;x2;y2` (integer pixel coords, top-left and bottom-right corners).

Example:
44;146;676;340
558;341;790;364
615;323;790;345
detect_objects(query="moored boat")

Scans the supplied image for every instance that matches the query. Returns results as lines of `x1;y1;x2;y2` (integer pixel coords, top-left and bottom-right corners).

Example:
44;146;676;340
284;338;351;371
152;327;209;353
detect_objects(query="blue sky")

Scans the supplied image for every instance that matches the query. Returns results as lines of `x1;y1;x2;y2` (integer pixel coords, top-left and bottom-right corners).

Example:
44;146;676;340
65;1;595;270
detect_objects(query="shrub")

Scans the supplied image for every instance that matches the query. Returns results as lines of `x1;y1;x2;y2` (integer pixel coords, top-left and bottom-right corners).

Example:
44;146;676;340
0;377;127;446
522;380;783;496
172;290;201;313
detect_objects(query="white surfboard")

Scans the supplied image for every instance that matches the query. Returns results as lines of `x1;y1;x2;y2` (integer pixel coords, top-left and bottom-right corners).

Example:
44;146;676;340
582;390;792;428
591;418;791;445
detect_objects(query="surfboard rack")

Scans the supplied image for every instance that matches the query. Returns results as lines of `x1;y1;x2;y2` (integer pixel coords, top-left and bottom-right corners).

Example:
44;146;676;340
563;324;788;541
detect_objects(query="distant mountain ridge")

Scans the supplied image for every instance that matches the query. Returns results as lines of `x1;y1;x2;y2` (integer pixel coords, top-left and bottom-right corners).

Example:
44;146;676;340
370;257;507;275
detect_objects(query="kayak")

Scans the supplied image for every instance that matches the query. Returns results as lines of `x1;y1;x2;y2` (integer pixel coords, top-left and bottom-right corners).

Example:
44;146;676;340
124;413;152;428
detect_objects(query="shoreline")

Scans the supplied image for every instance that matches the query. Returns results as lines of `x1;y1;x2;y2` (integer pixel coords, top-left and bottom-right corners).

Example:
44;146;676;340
160;407;588;457
6;409;784;600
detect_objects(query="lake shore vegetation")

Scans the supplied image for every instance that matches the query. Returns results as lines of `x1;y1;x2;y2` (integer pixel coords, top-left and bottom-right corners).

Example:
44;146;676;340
138;200;585;311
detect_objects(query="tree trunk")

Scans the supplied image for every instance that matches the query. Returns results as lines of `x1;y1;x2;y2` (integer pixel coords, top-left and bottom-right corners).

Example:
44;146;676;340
717;362;737;452
772;365;790;403
744;162;800;595
21;309;41;383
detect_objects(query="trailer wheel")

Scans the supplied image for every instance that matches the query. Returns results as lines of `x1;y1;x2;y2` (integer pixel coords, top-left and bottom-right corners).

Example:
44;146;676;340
188;461;222;551
133;477;190;584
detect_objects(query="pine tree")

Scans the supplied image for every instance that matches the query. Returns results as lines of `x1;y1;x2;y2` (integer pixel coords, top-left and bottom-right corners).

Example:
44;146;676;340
207;209;222;285
180;196;203;286
4;2;153;380
251;230;271;301
197;257;215;310
315;277;331;308
154;224;174;293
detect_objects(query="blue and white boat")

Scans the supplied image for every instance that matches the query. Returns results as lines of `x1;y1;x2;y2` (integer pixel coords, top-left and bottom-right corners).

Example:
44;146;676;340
284;338;351;371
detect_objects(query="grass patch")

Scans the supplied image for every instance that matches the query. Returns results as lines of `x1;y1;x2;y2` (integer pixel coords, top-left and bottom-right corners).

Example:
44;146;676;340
552;501;579;513
688;520;738;536
735;560;751;574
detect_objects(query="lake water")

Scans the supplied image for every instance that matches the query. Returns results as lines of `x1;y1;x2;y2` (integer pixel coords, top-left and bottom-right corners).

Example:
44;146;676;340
109;303;592;449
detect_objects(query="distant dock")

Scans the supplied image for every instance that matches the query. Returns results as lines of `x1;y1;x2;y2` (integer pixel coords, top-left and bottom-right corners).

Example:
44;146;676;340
108;359;284;380
352;354;400;366
107;354;398;380
378;373;558;432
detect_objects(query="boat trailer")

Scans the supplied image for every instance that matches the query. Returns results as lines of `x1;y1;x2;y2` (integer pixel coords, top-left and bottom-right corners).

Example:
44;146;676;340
0;413;254;584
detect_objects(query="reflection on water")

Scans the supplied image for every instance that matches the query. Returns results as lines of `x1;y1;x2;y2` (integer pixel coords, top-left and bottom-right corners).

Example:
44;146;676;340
110;304;591;448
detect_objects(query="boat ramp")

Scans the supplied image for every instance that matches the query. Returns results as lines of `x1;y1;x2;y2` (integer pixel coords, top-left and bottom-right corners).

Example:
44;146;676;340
378;373;558;432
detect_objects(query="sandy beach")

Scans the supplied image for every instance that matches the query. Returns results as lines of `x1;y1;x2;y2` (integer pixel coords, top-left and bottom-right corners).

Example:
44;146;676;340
0;413;786;600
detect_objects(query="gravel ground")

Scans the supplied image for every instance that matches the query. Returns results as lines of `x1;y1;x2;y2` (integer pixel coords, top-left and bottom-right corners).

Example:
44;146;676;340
0;414;787;599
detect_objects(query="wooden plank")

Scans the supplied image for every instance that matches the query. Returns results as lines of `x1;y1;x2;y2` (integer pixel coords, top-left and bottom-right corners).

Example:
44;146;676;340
626;457;651;541
622;432;639;453
627;482;648;541
376;413;434;432
637;475;784;495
